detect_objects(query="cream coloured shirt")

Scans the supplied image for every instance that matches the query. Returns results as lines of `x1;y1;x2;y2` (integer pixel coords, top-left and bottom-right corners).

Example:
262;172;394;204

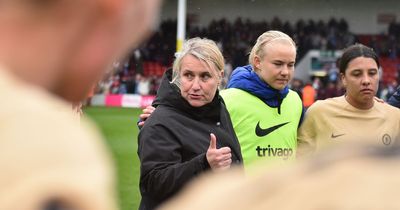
298;96;400;157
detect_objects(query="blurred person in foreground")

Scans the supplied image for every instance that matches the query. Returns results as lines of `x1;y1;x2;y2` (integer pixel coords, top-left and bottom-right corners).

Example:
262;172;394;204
159;143;400;210
0;0;161;210
139;31;303;169
138;38;243;210
297;44;400;157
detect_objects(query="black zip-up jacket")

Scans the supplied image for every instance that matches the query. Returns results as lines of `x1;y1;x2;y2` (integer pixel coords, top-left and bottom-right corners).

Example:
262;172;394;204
138;69;243;210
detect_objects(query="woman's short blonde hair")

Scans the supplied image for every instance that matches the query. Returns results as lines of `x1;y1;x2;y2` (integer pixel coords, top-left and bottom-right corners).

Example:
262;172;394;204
172;37;224;87
248;30;296;69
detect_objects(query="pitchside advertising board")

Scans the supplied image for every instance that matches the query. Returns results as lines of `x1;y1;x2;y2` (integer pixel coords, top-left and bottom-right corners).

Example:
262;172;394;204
92;94;155;108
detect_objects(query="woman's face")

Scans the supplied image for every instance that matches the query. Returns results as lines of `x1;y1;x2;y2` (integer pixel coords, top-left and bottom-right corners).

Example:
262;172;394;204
179;54;222;107
254;40;296;90
341;56;379;109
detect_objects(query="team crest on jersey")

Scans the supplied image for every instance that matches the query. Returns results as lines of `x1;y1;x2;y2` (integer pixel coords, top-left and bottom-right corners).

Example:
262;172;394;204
382;134;392;146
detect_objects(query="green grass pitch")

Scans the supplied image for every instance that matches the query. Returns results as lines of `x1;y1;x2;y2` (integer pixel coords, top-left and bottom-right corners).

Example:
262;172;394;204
84;107;142;210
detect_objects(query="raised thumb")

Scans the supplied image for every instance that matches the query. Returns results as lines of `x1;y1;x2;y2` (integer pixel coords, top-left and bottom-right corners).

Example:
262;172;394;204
209;133;217;149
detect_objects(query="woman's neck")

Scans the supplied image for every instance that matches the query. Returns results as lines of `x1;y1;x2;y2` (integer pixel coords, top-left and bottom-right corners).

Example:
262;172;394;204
345;94;374;110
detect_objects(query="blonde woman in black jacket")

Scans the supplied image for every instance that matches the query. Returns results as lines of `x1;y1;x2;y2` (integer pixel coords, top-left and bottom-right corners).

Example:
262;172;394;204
137;38;243;210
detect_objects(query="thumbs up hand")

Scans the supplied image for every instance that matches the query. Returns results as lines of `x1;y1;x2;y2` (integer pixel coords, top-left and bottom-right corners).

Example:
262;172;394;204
206;133;232;171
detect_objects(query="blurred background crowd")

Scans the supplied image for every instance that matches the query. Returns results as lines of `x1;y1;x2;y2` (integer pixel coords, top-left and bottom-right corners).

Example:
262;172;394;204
96;16;400;104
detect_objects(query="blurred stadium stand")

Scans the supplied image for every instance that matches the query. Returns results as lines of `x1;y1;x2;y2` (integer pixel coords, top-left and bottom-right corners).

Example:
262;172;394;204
94;0;400;107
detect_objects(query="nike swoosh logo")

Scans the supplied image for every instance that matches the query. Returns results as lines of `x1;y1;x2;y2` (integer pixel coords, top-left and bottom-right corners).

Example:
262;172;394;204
255;122;289;137
331;133;345;138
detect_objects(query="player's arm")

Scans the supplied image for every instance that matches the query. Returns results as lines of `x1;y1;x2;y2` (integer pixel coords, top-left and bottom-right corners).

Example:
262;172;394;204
137;105;156;128
297;108;318;158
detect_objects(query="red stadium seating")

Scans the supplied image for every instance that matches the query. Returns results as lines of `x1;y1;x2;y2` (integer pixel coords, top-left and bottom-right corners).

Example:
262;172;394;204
379;57;399;85
143;61;167;77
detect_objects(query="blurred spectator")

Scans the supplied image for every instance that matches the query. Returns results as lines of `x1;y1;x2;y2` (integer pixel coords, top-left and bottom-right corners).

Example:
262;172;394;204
110;75;120;94
137;74;151;96
323;81;341;99
328;61;339;82
302;83;316;108
381;80;398;101
149;76;161;95
290;78;304;99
